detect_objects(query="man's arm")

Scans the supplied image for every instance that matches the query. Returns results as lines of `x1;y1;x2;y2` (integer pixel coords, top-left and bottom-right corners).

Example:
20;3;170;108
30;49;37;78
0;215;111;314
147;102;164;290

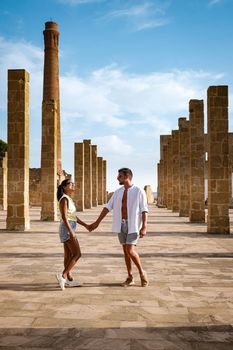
89;207;109;231
139;211;148;238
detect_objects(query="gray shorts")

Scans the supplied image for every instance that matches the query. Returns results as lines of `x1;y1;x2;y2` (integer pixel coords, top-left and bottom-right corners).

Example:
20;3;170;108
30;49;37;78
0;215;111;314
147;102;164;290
59;221;76;243
118;219;139;245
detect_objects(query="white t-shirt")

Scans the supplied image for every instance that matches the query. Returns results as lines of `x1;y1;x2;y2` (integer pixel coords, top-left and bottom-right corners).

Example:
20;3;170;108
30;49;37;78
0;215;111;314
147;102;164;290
104;185;148;234
59;194;77;222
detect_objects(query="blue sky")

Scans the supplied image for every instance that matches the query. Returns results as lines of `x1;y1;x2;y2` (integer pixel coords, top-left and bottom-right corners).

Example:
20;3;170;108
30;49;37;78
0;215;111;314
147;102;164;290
0;0;232;191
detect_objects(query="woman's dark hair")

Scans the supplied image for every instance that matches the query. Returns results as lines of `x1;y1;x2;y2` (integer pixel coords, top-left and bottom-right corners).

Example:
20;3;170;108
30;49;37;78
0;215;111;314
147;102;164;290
118;167;133;179
57;179;71;201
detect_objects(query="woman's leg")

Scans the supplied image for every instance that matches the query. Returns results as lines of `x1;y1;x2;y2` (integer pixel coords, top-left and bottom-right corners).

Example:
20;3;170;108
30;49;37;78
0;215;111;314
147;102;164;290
63;244;73;281
62;238;81;279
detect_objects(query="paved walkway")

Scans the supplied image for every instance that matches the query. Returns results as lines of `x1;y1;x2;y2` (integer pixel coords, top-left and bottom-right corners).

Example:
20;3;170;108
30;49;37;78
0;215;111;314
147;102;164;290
0;205;233;349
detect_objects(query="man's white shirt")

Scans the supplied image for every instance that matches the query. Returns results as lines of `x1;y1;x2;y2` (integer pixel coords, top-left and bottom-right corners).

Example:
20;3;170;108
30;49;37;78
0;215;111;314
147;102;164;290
104;185;148;234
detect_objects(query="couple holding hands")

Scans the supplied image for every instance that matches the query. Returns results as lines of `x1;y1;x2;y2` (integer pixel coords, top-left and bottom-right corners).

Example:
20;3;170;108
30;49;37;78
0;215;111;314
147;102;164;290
56;168;149;290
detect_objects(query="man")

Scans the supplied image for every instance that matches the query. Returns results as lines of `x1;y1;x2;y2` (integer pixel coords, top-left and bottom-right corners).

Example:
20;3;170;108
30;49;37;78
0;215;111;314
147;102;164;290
89;168;149;287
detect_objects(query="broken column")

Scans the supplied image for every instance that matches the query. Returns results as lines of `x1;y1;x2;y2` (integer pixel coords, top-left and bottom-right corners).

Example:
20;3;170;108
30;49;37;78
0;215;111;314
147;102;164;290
84;139;92;209
103;160;107;203
74;142;84;211
171;130;180;212
189;99;205;222
179;118;190;217
97;157;103;205
41;101;58;220
207;86;230;234
92;145;98;207
6;70;30;230
167;138;173;210
0;152;7;210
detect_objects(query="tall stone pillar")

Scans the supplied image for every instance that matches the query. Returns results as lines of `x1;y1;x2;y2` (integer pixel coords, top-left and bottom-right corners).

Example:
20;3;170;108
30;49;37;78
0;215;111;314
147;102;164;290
103;159;107;203
74;142;84;211
207;86;230;234
159;160;164;206
163;144;168;207
43;21;62;178
7;70;30;230
157;162;160;205
84;139;92;209
167;138;173;210
179;118;190;217
41;101;58;221
171;130;180;212
92;145;98;207
98;157;103;205
189;100;205;222
0;152;7;210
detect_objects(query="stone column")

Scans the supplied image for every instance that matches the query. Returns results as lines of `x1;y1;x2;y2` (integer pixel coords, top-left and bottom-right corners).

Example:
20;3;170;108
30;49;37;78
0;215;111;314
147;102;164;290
43;21;62;178
167;138;173;210
159;160;164;206
157;162;160;205
0;152;7;210
103;159;107;203
98;157;103;205
207;86;230;234
74;142;84;211
163;144;168;207
41;101;58;221
160;135;171;207
84;139;92;209
179;118;190;217
171;130;180;212
7;70;30;230
92;145;98;207
189;99;205;222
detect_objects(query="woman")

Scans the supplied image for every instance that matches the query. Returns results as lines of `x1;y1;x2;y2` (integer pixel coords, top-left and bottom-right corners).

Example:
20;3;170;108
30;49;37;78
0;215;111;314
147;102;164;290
56;179;89;290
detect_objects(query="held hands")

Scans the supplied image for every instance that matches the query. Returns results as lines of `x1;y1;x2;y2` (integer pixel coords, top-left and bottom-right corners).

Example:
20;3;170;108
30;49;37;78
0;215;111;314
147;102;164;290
82;222;99;232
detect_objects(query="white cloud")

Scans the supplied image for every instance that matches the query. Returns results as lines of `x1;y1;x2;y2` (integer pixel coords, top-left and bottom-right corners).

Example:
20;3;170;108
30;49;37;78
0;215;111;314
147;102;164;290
92;135;133;155
59;0;105;5
103;1;170;32
208;0;222;5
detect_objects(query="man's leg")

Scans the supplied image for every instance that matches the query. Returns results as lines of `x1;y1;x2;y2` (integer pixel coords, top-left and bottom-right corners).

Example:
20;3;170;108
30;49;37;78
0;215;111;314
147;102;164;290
122;244;133;277
125;244;144;275
125;244;149;287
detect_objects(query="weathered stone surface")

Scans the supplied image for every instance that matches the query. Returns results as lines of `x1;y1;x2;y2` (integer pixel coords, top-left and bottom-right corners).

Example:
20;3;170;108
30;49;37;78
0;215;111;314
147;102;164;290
207;86;230;234
7;70;30;230
92;145;98;207
0;152;7;210
179;118;190;217
40;101;58;221
172;130;180;212
167;139;173;210
74;142;84;211
0;205;233;348
98;157;103;205
189;100;205;223
144;185;154;203
84;140;92;209
103;160;107;204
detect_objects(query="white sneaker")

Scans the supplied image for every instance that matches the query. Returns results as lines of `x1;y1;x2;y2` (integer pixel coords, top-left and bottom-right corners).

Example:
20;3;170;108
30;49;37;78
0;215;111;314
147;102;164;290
56;273;66;290
65;279;81;287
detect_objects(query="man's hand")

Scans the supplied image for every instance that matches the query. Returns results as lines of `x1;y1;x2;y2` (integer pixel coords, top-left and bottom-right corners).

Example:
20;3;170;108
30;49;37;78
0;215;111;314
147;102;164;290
139;226;147;238
88;221;99;232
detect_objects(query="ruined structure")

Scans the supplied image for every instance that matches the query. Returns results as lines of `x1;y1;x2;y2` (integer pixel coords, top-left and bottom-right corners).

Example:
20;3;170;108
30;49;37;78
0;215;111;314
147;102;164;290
74;142;84;211
157;85;232;234
6;70;30;230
